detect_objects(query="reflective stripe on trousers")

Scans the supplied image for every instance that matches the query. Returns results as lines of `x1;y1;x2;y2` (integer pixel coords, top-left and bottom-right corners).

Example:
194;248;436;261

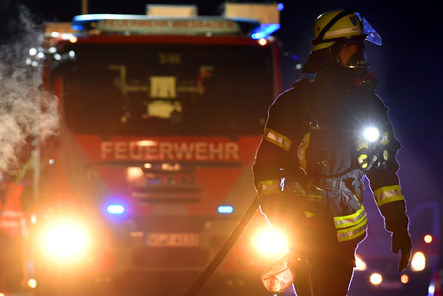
334;206;368;242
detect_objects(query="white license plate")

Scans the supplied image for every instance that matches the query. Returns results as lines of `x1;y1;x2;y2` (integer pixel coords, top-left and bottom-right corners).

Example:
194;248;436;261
147;233;199;247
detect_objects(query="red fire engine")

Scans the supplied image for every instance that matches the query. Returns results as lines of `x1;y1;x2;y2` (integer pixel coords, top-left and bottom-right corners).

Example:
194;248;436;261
30;3;286;296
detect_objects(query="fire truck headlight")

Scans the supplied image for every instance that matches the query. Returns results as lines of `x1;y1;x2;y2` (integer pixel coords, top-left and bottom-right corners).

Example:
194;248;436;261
42;220;90;261
363;127;380;142
411;251;426;271
251;229;288;258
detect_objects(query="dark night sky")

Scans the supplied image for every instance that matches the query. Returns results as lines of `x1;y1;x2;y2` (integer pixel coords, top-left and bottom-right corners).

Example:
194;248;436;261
2;0;442;208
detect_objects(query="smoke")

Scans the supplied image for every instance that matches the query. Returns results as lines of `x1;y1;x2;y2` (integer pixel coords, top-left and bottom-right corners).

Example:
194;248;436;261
0;5;59;174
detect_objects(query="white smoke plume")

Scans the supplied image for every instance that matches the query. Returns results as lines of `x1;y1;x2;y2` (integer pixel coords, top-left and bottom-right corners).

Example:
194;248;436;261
0;5;59;174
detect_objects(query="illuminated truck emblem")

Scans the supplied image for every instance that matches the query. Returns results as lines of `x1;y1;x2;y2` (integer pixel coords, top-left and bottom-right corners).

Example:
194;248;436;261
101;140;240;161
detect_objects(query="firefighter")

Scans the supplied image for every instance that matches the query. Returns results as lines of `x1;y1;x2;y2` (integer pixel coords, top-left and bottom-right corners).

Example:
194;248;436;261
253;9;412;295
0;171;28;293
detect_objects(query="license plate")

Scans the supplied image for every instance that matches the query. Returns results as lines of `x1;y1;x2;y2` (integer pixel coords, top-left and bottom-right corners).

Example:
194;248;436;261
147;233;199;247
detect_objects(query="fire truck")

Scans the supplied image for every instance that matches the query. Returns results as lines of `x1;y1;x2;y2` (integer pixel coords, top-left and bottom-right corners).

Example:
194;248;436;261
30;3;285;296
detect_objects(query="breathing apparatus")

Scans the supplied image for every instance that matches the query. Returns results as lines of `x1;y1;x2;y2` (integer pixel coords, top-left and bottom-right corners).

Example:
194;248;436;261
302;9;381;89
357;126;390;171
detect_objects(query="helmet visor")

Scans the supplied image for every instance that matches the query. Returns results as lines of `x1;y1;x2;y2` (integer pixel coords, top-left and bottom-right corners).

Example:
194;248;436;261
355;12;382;45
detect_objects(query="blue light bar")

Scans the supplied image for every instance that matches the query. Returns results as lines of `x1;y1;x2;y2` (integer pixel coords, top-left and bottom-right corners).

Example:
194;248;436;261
107;204;125;215
251;23;281;39
218;205;234;214
277;3;284;12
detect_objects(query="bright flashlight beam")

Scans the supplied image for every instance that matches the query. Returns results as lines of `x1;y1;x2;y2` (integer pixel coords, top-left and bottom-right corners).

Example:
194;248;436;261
363;127;380;142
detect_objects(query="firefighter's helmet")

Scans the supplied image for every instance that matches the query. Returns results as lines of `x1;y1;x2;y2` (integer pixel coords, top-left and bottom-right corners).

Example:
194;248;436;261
311;9;382;52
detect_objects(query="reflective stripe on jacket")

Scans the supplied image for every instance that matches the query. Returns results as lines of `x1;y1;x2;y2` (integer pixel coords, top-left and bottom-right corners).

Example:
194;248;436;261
373;185;404;207
264;128;292;151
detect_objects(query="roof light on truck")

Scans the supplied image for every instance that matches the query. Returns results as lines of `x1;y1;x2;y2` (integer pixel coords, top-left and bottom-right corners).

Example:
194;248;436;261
251;24;280;39
72;14;260;37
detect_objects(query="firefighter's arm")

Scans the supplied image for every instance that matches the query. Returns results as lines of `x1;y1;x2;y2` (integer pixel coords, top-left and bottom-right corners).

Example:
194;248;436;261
253;91;296;227
253;133;288;226
369;179;412;272
365;95;410;231
366;120;412;272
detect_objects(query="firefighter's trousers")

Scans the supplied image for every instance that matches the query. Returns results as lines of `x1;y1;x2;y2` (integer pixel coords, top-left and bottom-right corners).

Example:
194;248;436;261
290;211;362;296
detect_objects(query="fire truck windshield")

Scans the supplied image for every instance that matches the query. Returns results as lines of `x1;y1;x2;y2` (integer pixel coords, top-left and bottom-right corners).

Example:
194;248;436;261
56;42;275;136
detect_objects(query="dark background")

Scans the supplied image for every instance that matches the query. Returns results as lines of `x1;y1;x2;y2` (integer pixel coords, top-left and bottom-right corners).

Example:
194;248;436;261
1;0;442;267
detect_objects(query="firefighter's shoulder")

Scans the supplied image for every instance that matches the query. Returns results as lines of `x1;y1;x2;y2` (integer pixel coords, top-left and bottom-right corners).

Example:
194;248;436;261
270;77;312;112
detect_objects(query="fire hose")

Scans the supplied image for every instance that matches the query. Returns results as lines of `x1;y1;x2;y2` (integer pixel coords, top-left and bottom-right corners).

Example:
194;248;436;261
183;195;260;296
183;194;319;296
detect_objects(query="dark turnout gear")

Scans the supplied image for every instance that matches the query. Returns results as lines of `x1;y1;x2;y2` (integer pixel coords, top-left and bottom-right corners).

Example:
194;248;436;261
253;9;411;295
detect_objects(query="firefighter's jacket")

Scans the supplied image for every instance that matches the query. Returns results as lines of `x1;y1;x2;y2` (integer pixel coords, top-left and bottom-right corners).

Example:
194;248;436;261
0;183;25;237
253;75;409;244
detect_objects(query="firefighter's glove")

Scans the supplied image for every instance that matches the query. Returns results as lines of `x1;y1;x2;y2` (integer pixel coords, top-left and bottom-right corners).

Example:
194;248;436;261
391;228;412;272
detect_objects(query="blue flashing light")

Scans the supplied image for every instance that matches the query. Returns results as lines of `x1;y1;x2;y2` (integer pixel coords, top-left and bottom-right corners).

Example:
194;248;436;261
103;198;129;220
277;3;284;12
251;23;281;39
107;204;125;215
218;205;234;214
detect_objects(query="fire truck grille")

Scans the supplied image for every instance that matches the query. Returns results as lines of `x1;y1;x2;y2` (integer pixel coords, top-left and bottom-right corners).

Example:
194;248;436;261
132;247;210;267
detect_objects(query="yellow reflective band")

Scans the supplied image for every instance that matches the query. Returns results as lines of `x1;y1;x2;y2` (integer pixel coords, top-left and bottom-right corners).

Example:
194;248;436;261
381;132;390;145
373;185;404;207
305;211;316;218
264;128;292;151
297;133;311;170
324;27;362;39
334;206;366;229
358;154;368;168
356;141;369;151
336;217;367;242
257;179;281;195
307;193;322;201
